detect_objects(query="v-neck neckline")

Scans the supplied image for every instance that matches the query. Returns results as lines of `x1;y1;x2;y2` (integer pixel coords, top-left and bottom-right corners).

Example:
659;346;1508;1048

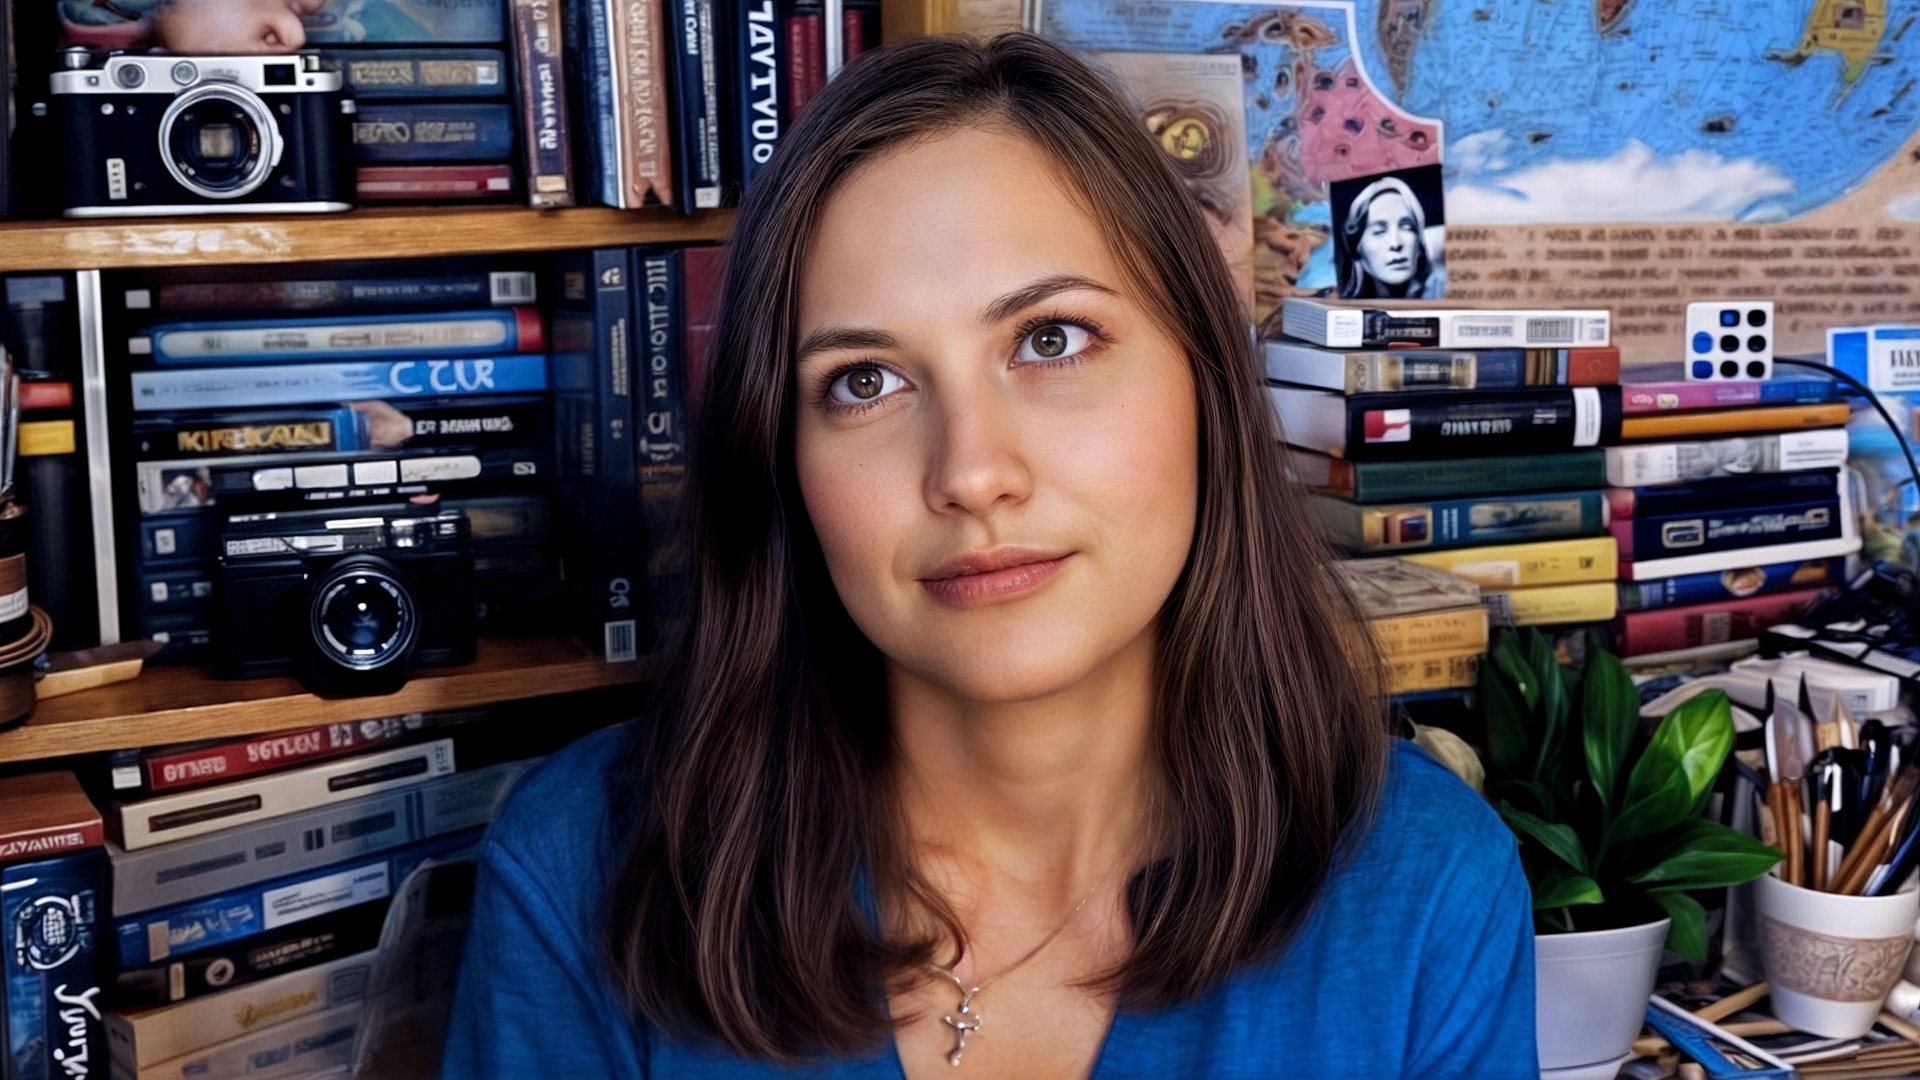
882;1002;1128;1080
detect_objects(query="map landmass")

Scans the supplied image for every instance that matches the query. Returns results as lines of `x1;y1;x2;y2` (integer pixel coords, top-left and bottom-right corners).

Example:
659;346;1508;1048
1770;0;1888;84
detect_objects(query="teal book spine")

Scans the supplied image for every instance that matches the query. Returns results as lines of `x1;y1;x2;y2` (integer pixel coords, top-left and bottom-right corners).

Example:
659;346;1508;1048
1322;450;1607;503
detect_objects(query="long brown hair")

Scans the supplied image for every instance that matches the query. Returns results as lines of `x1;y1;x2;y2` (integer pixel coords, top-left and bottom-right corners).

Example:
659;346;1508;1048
604;31;1389;1061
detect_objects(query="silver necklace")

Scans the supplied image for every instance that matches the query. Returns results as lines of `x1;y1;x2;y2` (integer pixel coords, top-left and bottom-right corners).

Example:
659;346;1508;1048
924;857;1126;1068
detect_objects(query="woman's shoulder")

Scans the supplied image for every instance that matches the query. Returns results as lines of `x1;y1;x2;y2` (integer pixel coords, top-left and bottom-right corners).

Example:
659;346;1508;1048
481;720;638;901
1357;738;1517;883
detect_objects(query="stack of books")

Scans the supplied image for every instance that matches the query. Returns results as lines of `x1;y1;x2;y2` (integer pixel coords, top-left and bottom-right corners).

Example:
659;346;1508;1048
1333;557;1486;703
1599;362;1857;658
1271;297;1624;637
89;708;557;1079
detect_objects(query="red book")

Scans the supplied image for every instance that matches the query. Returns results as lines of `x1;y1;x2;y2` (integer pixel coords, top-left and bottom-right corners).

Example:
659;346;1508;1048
19;380;73;411
1560;347;1620;386
0;772;102;863
1613;588;1832;656
138;716;433;793
786;16;813;117
681;244;726;407
357;165;515;201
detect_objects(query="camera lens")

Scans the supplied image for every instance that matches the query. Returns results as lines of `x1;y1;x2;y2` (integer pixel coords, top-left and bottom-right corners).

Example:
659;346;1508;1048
158;84;282;200
309;561;417;673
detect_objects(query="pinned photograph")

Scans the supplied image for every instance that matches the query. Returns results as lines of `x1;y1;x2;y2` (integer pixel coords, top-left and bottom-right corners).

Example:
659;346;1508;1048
1330;163;1446;300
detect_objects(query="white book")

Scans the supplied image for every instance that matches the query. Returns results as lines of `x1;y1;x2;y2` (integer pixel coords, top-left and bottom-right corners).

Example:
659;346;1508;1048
1281;297;1611;350
1604;429;1851;487
112;1001;363;1080
106;952;374;1070
110;739;457;851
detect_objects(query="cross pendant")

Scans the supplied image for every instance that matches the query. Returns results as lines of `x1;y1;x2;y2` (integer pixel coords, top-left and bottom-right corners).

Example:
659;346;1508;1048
941;990;983;1067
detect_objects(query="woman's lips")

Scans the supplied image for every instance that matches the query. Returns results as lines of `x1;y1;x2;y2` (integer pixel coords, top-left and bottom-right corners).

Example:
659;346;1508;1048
919;550;1071;607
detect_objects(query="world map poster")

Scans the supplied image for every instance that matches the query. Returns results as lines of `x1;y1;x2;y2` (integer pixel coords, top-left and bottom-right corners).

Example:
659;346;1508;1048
1026;0;1920;363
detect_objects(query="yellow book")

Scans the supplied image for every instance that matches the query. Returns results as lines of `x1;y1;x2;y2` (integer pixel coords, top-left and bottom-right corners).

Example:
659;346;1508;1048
1399;537;1617;590
1486;582;1618;626
1617;402;1852;441
1370;606;1488;657
1385;650;1481;694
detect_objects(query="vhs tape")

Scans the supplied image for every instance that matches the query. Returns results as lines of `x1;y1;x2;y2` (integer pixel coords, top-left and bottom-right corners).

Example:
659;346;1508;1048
132;307;543;365
118;1001;363;1080
113;901;386;1007
105;951;372;1072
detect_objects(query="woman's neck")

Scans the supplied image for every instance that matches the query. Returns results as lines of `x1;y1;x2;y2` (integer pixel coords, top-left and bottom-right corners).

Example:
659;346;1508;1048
886;627;1160;903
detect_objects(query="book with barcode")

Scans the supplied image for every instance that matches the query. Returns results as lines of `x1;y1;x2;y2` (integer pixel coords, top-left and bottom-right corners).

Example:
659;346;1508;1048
1265;341;1619;392
1268;384;1623;461
108;738;457;850
1279;299;1611;350
133;308;543;365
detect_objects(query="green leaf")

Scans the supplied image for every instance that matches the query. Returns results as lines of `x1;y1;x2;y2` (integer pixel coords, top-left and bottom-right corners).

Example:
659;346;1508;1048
1501;802;1589;874
1532;865;1605;911
1651;891;1709;962
1480;637;1532;781
1527;630;1571;783
1626;819;1782;890
1490;633;1539;713
1607;691;1735;846
1582;641;1638;818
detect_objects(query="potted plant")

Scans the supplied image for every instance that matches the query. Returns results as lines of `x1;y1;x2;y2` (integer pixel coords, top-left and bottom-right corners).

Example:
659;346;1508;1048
1480;628;1781;1076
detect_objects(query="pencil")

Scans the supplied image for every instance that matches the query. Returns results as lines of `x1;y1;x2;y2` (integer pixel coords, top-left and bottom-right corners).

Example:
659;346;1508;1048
1813;792;1831;892
1784;782;1805;887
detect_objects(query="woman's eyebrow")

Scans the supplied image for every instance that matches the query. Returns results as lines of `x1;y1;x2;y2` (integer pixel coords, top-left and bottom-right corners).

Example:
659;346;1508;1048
794;326;900;367
980;273;1119;324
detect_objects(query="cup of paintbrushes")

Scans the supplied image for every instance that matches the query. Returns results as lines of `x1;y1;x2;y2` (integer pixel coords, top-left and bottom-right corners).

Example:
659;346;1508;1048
1756;871;1920;1037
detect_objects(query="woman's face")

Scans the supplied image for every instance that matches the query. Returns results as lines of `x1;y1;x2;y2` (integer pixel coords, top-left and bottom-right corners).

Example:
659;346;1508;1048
794;126;1200;705
1356;190;1419;286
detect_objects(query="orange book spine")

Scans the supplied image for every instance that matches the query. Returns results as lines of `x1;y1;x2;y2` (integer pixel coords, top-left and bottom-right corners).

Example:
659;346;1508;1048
1618;402;1851;441
617;0;673;206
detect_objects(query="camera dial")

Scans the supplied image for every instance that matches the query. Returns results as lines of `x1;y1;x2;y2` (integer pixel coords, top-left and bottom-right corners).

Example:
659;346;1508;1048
158;82;284;200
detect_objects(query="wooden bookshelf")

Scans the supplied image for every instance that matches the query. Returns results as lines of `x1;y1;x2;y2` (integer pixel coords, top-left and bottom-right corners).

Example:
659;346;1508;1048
0;205;734;273
0;636;652;763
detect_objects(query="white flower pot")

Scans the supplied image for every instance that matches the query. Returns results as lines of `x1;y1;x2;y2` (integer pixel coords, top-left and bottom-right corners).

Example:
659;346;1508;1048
1534;918;1670;1074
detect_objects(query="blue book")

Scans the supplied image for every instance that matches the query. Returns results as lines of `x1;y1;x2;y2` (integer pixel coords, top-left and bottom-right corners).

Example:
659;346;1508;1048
4;849;109;1080
113;829;480;969
564;0;618;206
139;308;541;365
1615;499;1844;562
302;0;507;43
553;250;640;660
668;0;725;209
1312;490;1606;554
352;104;516;164
322;48;509;98
133;406;361;459
729;0;782;192
1618;557;1846;613
635;248;687;638
129;356;549;411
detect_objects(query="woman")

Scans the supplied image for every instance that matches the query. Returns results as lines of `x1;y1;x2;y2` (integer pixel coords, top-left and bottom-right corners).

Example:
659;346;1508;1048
445;33;1534;1078
1337;174;1438;299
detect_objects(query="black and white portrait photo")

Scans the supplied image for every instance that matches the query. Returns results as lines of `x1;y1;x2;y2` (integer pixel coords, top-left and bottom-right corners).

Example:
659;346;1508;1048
1330;164;1446;300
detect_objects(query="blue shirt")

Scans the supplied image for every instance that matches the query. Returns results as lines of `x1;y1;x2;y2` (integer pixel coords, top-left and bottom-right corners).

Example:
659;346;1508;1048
444;726;1538;1078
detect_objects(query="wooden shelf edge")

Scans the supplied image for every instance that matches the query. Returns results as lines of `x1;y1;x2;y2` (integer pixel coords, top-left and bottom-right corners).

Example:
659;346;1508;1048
0;206;734;273
0;636;653;763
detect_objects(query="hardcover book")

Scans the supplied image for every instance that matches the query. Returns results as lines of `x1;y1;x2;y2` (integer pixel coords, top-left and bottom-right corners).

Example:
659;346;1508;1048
3;848;109;1080
125;270;537;313
1615;402;1852;442
351;104;517;164
0;773;102;865
113;901;387;1007
1398;536;1618;590
667;0;725;208
1291;448;1607;504
1313;490;1606;554
1267;342;1619;392
1614;588;1834;657
105;951;373;1072
1482;581;1618;627
510;0;575;207
1618;558;1845;613
323;48;508;98
133;308;543;365
1331;557;1479;619
358;165;517;201
1269;384;1621;461
129;356;549;411
1601;429;1850;487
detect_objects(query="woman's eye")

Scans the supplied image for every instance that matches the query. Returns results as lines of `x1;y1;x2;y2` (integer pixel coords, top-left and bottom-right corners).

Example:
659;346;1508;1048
827;365;907;405
1016;322;1093;363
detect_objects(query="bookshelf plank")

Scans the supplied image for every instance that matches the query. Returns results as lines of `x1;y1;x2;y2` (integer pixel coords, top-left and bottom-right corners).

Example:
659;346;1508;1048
0;636;650;763
0;206;733;273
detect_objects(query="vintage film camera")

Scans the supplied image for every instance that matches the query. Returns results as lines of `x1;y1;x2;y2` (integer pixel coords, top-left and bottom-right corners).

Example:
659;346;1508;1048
50;50;354;217
215;505;477;697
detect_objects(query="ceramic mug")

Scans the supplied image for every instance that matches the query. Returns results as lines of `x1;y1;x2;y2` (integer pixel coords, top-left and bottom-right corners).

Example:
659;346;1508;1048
1756;872;1920;1038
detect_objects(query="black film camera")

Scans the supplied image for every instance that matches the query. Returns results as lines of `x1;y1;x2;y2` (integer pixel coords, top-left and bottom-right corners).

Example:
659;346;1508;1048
50;51;354;217
215;505;477;697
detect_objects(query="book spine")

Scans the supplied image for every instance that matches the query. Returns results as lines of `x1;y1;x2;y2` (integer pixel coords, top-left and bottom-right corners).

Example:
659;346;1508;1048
139;718;423;794
135;444;549;516
113;902;387;1008
3;850;109;1080
19;380;73;410
0;818;103;862
1482;581;1619;627
511;0;576;207
1538;346;1620;386
844;0;879;57
1361;352;1521;391
668;0;725;209
1617;402;1852;441
136;564;215;617
1614;588;1833;656
111;738;458;851
111;759;531;917
133;408;358;459
1398;535;1619;589
114;828;479;968
322;48;509;98
1613;499;1842;563
1605;468;1842;519
21;421;101;651
1617;557;1845;613
1331;451;1607;504
121;1002;363;1080
138;273;537;313
1602;429;1852;487
139;308;542;365
616;0;674;205
352;103;517;164
1385;651;1481;695
732;0;783;190
358;164;518;200
635;249;687;641
1621;377;1836;413
570;0;618;205
1340;387;1620;460
1317;490;1605;554
1368;606;1488;655
105;952;374;1071
130;356;551;412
